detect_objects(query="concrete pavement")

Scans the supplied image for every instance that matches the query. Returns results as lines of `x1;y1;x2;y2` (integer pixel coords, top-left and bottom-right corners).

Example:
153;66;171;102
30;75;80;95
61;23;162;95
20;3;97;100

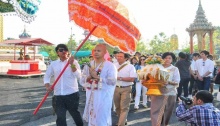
0;75;220;126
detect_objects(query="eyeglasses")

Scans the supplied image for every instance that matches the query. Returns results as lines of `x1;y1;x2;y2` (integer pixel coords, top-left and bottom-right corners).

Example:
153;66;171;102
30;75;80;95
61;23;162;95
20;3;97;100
140;59;146;61
202;61;205;66
58;48;68;52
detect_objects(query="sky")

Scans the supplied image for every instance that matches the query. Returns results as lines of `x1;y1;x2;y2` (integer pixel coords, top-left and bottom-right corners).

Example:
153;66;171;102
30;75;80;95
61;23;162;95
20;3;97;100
3;0;220;49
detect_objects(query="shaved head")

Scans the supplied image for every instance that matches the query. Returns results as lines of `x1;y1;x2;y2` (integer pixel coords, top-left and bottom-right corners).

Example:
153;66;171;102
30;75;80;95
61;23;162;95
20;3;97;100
96;44;107;52
94;44;107;60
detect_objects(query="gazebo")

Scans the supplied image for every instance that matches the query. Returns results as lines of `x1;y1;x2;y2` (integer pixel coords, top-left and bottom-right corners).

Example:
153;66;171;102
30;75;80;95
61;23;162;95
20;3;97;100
186;0;216;54
1;38;53;75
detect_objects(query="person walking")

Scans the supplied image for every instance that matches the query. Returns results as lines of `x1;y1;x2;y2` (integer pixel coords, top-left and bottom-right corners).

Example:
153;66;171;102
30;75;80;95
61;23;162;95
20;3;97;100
130;56;139;102
114;51;137;126
148;52;180;126
81;44;117;126
176;52;191;100
44;44;83;126
134;55;148;110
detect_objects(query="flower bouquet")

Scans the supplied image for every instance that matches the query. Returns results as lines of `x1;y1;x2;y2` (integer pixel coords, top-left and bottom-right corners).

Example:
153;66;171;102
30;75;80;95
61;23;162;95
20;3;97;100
137;55;170;96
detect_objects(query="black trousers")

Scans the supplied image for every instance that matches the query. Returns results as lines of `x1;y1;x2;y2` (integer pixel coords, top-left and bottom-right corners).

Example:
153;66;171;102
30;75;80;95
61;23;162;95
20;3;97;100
189;75;198;95
55;92;83;126
177;78;190;98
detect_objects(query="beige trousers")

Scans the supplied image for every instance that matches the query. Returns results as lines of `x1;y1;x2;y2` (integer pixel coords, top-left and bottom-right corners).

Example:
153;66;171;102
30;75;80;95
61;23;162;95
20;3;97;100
114;86;131;126
150;95;176;126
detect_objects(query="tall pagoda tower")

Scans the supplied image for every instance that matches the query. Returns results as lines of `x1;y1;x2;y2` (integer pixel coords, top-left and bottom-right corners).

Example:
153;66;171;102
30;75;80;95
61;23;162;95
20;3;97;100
186;0;215;54
170;34;178;51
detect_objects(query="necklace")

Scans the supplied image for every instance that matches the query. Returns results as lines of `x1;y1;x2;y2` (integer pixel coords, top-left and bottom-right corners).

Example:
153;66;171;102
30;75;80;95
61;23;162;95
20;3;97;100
93;60;104;71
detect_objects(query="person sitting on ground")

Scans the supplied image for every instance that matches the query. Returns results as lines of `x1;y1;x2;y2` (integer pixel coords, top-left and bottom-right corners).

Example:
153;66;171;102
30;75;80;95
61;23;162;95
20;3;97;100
176;90;220;126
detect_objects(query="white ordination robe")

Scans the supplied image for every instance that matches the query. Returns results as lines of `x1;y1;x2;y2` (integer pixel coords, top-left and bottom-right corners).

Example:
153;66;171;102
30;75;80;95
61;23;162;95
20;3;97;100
81;60;117;126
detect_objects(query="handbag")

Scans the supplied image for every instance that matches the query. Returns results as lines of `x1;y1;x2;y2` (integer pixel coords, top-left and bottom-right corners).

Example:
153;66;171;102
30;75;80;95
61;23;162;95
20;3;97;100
217;92;220;101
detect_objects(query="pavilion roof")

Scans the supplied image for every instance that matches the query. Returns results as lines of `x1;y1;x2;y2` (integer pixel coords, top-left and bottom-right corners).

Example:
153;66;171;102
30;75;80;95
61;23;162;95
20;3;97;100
1;38;53;46
186;0;215;32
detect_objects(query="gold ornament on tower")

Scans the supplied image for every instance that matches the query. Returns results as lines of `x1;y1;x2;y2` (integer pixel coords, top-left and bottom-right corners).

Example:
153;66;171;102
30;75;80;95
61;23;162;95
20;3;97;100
137;56;170;96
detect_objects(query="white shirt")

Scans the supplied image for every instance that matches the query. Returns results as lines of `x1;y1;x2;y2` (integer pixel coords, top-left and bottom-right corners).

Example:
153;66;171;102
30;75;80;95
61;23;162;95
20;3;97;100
115;62;137;86
158;64;180;96
195;59;214;77
190;60;196;73
44;59;81;96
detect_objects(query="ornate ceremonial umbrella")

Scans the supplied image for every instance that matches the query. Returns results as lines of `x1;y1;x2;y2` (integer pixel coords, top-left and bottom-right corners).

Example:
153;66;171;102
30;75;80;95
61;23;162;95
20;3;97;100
69;0;141;53
33;0;141;115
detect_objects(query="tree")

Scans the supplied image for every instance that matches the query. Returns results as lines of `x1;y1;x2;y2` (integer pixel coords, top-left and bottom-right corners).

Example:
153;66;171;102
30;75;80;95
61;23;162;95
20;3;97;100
148;32;171;54
136;39;149;54
79;40;98;51
66;36;77;51
181;45;198;53
0;1;14;13
205;27;220;54
39;45;57;60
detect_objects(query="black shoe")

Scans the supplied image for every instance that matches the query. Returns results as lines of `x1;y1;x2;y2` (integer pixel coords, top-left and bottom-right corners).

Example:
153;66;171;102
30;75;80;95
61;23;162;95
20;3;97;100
130;100;134;103
115;121;127;126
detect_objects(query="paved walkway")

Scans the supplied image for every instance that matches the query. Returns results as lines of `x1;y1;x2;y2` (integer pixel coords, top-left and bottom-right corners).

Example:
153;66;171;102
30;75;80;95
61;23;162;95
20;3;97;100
0;75;219;126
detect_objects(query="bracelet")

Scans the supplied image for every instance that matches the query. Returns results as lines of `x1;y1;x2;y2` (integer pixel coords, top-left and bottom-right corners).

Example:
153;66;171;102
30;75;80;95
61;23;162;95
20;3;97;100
70;64;76;69
168;81;177;85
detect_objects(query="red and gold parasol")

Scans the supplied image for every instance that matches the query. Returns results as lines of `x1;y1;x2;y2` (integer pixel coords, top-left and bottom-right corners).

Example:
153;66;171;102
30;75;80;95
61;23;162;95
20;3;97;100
68;0;141;53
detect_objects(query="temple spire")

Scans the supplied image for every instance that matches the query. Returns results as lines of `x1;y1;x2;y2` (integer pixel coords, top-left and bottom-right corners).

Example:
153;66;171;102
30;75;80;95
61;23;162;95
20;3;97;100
199;0;201;6
19;25;31;39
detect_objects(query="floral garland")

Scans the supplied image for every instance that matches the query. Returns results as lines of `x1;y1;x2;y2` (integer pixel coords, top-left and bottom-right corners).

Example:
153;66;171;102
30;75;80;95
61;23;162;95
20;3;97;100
145;55;163;65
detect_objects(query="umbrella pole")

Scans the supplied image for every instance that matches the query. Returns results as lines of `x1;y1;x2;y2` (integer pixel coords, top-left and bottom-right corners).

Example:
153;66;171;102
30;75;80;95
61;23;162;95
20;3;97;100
33;25;97;115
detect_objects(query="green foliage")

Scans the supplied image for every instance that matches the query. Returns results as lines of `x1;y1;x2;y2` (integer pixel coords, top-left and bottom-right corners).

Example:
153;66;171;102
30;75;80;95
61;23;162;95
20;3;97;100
148;32;172;54
39;45;58;60
136;39;149;54
77;39;116;55
181;45;199;53
181;47;190;53
206;27;220;54
66;37;77;51
79;40;97;51
78;57;90;65
0;1;14;13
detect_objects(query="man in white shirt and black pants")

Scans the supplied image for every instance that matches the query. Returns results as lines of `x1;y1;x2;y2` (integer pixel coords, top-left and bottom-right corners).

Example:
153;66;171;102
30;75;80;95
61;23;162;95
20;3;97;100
44;44;83;126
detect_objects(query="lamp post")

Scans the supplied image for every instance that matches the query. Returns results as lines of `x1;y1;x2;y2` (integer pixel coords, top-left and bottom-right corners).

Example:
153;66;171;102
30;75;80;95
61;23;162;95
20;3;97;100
70;27;75;51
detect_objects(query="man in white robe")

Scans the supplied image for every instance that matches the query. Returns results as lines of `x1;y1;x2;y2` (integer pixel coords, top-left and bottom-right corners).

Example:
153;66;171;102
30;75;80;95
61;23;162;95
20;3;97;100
81;44;117;126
